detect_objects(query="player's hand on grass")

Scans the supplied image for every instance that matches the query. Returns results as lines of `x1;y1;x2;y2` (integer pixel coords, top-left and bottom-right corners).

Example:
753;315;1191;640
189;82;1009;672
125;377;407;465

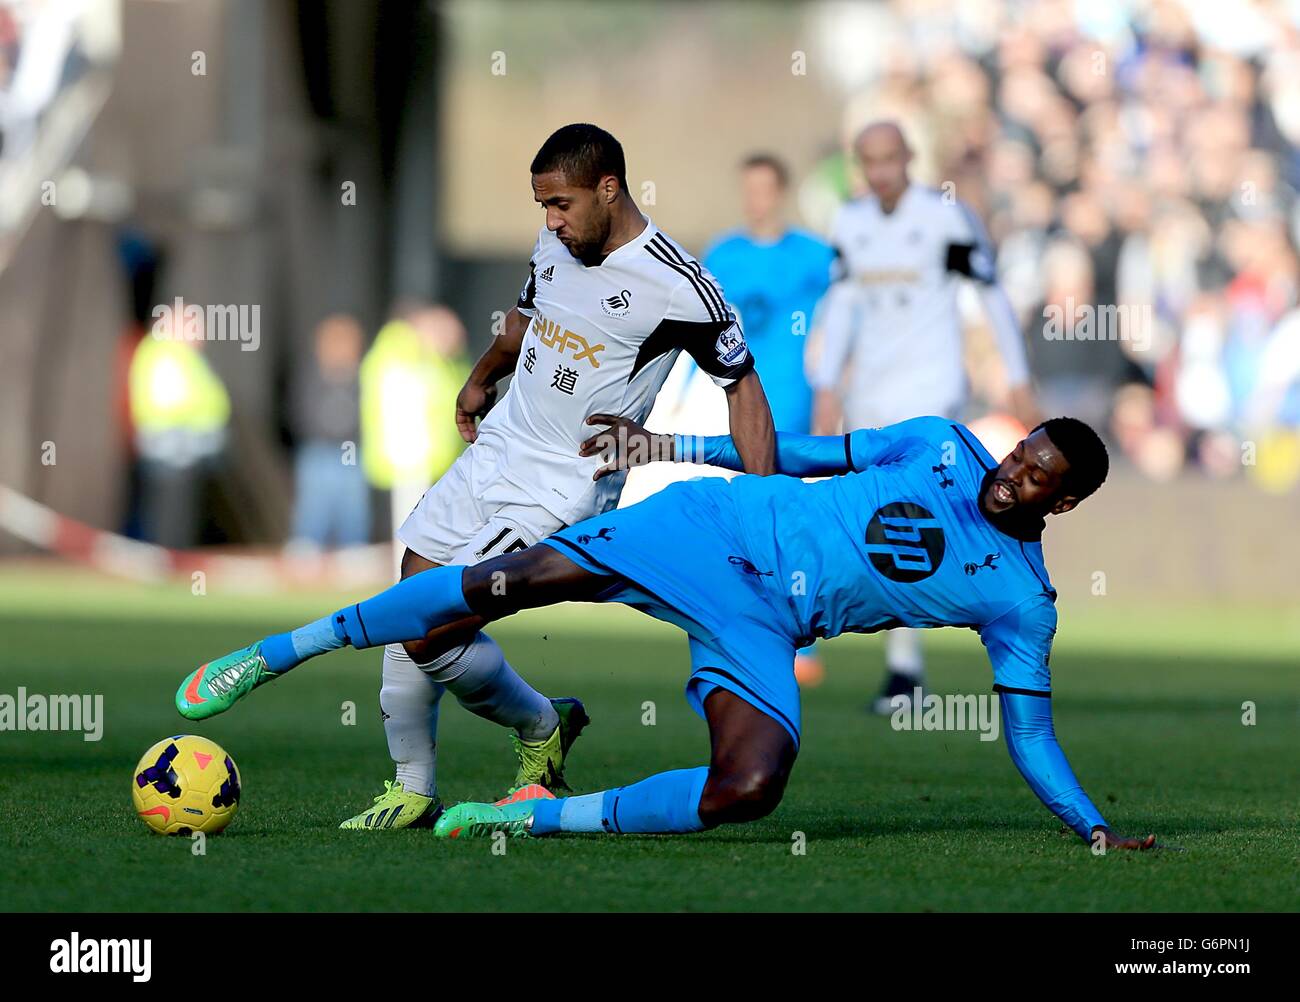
580;414;672;480
456;380;498;443
1091;826;1159;851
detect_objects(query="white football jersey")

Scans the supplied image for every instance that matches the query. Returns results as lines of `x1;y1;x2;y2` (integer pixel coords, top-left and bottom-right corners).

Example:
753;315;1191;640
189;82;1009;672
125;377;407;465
812;185;1028;427
475;217;753;524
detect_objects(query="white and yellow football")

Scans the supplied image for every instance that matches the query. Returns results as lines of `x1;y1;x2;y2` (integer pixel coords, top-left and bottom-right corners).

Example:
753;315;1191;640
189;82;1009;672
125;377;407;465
131;734;241;836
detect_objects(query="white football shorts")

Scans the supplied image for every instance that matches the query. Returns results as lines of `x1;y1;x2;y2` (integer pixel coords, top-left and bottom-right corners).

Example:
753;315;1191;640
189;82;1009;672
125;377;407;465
395;437;567;568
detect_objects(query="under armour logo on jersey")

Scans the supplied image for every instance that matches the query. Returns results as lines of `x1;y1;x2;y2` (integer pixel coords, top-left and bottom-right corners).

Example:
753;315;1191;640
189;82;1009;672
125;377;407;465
539;265;554;282
600;289;632;317
963;552;1000;575
932;463;954;489
576;526;616;544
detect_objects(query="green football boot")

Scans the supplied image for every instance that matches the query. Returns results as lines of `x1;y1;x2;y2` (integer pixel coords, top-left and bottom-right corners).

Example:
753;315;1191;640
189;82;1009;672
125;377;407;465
507;696;590;796
338;780;443;831
434;798;538;840
176;641;278;720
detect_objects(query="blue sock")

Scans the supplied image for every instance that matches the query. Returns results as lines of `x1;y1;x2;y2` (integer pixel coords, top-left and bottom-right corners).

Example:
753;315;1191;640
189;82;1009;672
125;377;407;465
261;616;341;673
331;565;472;651
531;767;710;836
255;566;473;673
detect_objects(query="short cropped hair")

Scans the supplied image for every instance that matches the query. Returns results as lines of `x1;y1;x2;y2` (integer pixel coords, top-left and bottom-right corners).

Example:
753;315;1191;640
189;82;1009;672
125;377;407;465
1035;417;1109;501
741;153;789;189
530;123;628;192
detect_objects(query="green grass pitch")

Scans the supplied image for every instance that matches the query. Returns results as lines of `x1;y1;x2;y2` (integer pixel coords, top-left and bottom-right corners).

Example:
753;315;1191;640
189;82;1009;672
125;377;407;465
0;569;1296;912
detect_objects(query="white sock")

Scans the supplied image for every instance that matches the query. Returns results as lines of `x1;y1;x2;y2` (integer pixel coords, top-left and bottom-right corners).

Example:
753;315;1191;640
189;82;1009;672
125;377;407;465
886;628;924;679
380;644;444;798
423;632;558;742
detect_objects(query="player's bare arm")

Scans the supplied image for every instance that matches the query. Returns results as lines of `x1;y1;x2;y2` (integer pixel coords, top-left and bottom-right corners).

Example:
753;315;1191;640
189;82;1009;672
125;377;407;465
455;305;528;443
722;369;777;475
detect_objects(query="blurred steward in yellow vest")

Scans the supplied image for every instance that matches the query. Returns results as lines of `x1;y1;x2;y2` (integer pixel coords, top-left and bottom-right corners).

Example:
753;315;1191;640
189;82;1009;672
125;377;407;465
360;304;469;547
128;328;231;547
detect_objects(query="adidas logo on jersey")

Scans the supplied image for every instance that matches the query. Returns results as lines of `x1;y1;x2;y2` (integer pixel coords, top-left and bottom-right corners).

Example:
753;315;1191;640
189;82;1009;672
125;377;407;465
539;265;554;282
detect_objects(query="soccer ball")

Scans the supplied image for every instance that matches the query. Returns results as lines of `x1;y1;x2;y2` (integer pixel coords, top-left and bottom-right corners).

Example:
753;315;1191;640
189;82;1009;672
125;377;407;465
131;734;241;836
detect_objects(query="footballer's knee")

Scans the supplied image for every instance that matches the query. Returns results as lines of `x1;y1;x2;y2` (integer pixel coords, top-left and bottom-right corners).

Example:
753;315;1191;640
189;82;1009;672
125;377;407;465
393;550;478;660
699;688;797;826
401;633;462;665
698;760;791;826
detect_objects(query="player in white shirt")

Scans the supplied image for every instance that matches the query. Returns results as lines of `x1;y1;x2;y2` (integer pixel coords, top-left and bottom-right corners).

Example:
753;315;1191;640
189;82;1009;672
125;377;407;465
341;124;776;829
810;121;1040;715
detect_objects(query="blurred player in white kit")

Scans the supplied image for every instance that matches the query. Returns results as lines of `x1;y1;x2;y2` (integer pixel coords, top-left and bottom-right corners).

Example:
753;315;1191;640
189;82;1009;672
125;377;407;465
812;121;1040;714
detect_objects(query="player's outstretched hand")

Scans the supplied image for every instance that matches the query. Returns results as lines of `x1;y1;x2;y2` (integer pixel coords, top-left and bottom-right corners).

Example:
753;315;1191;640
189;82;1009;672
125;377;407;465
456;380;498;443
580;414;672;480
1091;827;1160;851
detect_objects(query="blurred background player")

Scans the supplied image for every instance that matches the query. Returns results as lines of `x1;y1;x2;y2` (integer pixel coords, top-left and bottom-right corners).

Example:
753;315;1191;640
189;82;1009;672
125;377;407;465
811;120;1040;714
287;313;370;555
703;153;835;685
704;155;834;435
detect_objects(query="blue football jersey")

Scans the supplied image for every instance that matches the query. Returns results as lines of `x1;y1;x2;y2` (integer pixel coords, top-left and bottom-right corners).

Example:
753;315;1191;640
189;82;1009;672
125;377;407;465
703;229;834;433
706;416;1058;693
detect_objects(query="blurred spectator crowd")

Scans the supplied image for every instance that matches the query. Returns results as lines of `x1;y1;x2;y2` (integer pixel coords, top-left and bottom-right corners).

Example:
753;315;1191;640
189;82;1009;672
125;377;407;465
810;0;1300;490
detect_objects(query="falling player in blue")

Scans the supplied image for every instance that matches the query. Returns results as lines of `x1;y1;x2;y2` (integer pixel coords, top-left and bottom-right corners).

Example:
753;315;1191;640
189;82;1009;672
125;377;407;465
176;414;1159;851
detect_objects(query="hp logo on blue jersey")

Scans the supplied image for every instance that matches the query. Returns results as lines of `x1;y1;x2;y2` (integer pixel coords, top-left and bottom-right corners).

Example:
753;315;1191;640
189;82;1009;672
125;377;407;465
864;502;946;583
